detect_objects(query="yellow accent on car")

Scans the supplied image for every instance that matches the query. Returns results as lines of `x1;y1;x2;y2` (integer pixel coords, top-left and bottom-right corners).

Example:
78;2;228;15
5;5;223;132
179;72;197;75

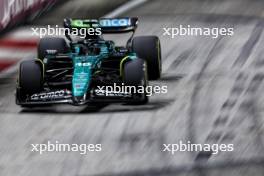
93;70;101;75
36;59;45;79
119;56;130;77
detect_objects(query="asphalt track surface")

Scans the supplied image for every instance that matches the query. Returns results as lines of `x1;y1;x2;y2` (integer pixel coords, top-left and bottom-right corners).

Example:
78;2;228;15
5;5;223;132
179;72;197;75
0;0;264;175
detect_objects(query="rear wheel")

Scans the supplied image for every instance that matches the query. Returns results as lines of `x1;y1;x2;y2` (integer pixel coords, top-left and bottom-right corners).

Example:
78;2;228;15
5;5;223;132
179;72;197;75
38;37;68;60
123;59;148;105
132;36;161;80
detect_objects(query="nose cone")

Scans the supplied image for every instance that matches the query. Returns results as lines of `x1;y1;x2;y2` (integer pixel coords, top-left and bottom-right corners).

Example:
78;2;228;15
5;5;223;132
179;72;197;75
72;71;91;97
72;58;92;98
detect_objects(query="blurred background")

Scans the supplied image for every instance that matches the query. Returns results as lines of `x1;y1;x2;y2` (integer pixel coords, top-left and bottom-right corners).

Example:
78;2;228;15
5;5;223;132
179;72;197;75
0;0;264;176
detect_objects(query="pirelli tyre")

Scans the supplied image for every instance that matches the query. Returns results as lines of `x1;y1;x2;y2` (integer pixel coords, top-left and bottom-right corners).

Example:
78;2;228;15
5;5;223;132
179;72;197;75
38;37;68;60
132;36;162;80
123;58;148;104
19;60;43;95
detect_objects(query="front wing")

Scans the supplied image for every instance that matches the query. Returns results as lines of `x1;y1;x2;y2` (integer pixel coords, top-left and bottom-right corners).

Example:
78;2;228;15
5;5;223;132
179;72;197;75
16;88;145;106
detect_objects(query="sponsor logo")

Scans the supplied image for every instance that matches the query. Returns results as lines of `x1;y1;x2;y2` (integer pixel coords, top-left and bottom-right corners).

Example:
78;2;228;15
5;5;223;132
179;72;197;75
94;88;132;97
30;90;71;101
71;19;99;28
100;18;131;27
75;62;92;67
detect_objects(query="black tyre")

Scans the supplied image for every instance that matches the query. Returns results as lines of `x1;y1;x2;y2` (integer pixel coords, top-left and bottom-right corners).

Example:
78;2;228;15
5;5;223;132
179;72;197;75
19;60;43;94
38;37;68;60
132;36;161;80
123;59;148;104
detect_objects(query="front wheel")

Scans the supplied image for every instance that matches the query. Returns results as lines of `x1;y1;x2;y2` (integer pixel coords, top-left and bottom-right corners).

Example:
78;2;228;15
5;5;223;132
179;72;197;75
19;60;43;94
123;58;148;105
16;60;44;107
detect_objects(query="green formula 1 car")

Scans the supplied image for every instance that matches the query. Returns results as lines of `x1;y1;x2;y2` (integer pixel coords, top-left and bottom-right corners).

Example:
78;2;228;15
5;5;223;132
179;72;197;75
16;17;162;107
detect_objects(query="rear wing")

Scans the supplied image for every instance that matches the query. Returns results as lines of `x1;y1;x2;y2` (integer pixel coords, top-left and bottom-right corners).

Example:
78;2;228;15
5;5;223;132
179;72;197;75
99;17;138;33
63;17;138;45
64;17;138;33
